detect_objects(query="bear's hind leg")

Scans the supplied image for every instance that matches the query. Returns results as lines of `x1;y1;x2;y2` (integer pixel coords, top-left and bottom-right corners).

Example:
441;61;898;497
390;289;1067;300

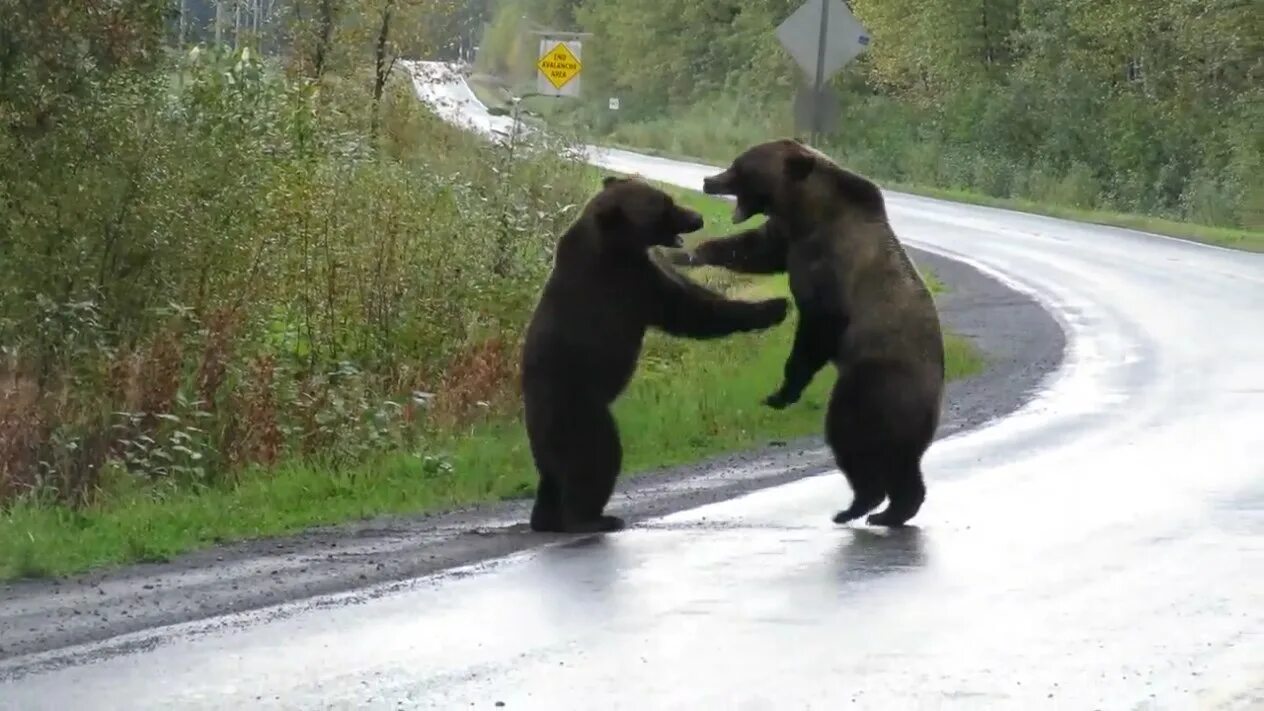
824;372;888;525
830;452;889;525
525;393;570;533
558;405;625;533
865;461;926;527
529;474;566;532
830;361;936;527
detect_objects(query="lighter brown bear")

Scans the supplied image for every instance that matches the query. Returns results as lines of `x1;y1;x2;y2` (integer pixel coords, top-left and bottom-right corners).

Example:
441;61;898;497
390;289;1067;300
685;139;945;527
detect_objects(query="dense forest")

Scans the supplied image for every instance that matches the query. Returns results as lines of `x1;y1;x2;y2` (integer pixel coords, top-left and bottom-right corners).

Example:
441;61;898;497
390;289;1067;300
478;0;1262;231
0;0;592;510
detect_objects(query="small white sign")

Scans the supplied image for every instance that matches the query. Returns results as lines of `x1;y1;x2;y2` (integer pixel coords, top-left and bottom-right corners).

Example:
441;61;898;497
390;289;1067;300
608;97;620;111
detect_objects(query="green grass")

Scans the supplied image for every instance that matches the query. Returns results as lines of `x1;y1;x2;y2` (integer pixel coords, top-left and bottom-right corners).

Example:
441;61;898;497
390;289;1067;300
602;140;1264;253
0;189;983;581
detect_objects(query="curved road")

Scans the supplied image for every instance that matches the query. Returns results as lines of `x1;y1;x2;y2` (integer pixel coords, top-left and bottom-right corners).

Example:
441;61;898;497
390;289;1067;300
1;64;1261;709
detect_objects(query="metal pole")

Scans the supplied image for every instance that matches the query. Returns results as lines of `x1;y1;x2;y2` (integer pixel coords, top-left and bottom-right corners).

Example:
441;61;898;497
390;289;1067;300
508;91;542;158
811;0;829;143
509;98;521;160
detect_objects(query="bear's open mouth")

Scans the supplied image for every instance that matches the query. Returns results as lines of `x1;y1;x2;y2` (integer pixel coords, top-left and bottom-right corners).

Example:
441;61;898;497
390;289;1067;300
701;170;758;223
731;194;765;224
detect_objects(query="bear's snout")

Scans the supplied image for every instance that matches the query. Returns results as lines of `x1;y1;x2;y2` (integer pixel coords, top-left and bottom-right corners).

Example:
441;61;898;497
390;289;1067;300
702;172;732;195
678;209;704;234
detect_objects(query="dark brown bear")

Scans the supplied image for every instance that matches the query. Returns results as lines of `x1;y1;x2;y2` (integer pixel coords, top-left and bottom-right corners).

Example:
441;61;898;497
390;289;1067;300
687;139;945;527
521;176;789;533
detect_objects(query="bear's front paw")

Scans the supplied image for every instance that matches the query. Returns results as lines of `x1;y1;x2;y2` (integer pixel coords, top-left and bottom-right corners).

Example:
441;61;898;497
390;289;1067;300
757;298;789;326
762;389;796;409
662;248;700;267
693;241;728;265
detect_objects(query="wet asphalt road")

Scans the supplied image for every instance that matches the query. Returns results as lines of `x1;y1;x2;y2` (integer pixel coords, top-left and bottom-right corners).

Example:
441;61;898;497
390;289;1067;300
0;65;1262;709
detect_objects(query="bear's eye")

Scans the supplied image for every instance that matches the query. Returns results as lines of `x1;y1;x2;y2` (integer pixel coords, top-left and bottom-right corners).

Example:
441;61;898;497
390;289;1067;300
659;198;676;224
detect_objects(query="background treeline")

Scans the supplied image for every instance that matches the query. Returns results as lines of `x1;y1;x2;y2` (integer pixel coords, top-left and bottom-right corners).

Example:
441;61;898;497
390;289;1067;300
0;0;595;507
476;0;1262;231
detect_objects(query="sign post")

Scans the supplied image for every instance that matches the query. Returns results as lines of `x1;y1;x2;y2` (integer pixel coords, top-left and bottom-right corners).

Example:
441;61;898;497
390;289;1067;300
812;0;829;139
774;0;870;142
501;31;591;155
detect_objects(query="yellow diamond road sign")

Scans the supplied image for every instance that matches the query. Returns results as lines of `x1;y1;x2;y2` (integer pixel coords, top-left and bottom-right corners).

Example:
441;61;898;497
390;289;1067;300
537;42;582;90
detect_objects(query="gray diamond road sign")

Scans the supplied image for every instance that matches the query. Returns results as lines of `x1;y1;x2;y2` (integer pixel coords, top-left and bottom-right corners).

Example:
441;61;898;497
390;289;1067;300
776;0;871;85
775;0;870;135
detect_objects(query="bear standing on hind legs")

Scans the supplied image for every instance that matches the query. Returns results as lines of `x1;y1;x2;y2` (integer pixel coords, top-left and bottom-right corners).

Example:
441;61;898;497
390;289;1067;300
686;139;945;527
520;176;788;534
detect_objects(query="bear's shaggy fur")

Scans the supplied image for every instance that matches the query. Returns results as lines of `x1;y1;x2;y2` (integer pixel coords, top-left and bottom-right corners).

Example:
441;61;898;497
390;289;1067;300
521;176;788;533
690;139;945;527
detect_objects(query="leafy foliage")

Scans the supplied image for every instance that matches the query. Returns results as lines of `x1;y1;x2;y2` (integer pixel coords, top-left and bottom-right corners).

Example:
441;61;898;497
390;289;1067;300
0;3;592;507
479;0;1262;230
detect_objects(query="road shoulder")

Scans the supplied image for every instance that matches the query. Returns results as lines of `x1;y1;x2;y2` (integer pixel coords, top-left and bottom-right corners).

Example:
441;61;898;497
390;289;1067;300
0;246;1064;665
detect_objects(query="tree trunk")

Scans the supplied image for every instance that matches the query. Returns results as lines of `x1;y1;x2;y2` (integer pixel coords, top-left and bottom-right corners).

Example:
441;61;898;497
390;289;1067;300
215;0;224;45
981;0;992;68
371;1;396;139
313;0;337;79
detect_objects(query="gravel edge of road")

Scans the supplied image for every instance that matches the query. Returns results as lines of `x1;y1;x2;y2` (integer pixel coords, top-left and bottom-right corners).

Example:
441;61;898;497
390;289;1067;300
0;246;1065;670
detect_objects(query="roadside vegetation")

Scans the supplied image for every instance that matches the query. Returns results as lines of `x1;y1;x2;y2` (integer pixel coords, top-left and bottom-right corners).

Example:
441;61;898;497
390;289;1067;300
0;2;982;579
475;0;1264;251
1;171;982;579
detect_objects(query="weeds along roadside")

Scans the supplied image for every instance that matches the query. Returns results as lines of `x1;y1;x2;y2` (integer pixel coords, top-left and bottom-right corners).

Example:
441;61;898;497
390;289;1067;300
0;49;589;528
0;52;984;579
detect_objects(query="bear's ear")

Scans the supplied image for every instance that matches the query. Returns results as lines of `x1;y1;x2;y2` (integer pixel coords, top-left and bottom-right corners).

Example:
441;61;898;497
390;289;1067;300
784;150;815;182
601;175;622;188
